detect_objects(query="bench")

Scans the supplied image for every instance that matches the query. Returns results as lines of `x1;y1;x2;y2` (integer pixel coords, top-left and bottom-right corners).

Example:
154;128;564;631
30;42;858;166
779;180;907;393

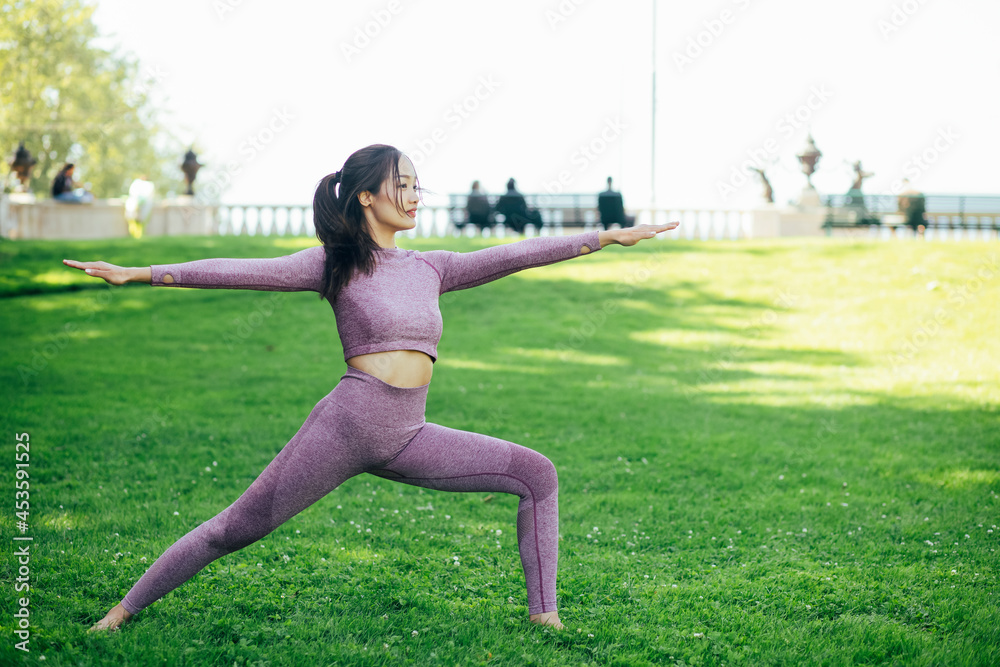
822;194;1000;239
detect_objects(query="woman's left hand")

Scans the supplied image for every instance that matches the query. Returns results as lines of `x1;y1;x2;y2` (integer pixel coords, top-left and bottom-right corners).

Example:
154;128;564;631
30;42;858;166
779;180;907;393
602;222;679;247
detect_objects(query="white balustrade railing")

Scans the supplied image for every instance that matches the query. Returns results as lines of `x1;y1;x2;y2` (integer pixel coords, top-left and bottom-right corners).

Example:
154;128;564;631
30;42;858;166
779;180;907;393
3;194;993;241
218;204;314;237
214;203;754;241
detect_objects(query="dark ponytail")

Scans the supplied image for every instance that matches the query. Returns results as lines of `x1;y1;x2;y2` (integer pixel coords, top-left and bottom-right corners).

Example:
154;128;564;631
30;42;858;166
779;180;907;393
313;144;408;302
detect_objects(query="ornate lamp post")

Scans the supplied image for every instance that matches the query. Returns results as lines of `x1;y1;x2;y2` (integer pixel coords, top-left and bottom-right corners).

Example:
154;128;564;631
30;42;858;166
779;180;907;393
9;142;37;192
181;148;202;196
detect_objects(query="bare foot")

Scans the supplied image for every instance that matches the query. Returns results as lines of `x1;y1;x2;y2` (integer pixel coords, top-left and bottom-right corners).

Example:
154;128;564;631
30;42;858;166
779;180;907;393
88;603;133;632
529;611;565;630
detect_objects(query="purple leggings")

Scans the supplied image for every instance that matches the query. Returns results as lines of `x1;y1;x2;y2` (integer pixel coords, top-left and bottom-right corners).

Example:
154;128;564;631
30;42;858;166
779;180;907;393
120;366;559;615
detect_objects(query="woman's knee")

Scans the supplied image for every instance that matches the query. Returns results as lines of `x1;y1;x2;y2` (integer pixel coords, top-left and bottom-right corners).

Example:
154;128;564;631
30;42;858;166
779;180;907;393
203;507;275;554
511;447;558;502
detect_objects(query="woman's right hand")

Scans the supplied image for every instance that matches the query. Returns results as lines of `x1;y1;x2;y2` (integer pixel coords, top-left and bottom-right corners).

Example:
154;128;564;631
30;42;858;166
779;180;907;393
62;259;148;285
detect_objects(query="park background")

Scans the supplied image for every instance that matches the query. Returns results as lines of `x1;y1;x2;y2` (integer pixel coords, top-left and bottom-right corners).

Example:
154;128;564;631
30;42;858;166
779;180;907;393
3;0;1000;208
2;1;999;665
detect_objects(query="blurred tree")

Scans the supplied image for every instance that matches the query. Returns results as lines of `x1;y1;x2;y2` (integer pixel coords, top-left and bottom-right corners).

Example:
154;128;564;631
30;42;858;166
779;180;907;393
0;0;183;198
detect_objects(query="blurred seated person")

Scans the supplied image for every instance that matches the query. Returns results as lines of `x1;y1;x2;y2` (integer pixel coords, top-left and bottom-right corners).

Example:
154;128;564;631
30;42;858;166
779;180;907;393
495;178;542;233
52;163;95;203
898;178;927;237
465;180;493;230
597;177;634;230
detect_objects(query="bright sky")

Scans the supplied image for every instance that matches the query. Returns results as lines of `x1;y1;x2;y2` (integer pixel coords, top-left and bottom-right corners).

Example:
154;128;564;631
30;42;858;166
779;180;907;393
90;0;1000;209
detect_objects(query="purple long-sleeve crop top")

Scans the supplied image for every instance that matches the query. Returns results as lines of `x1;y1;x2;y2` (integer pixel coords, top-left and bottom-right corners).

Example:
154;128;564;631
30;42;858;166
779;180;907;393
149;230;603;362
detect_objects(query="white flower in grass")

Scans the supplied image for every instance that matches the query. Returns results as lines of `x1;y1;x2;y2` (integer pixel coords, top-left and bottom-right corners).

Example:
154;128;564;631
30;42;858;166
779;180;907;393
411;630;418;637
205;466;212;472
173;511;179;515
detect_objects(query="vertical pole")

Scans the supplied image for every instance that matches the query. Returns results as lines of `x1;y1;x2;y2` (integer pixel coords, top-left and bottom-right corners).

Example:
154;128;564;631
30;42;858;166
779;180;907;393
651;0;657;210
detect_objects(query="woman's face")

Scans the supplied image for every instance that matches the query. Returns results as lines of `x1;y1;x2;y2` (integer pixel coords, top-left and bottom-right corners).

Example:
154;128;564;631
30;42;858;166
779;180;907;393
362;155;420;234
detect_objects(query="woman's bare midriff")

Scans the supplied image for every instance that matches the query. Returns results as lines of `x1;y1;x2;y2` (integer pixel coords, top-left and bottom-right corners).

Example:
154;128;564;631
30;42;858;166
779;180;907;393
346;349;433;388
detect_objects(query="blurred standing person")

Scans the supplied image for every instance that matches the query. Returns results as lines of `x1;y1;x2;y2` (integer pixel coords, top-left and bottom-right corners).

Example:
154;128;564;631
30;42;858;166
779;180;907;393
125;175;155;239
597;177;628;230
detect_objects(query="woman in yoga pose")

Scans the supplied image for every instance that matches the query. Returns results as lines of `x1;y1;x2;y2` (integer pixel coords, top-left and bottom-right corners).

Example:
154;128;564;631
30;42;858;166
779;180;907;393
67;144;677;632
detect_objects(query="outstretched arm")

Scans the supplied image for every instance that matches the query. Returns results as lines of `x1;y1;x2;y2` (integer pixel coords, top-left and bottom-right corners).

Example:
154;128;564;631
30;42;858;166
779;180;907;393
423;223;678;294
62;245;326;293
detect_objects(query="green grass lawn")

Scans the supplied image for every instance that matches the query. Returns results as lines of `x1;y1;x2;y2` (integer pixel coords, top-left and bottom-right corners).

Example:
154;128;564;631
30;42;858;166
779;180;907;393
1;233;997;666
